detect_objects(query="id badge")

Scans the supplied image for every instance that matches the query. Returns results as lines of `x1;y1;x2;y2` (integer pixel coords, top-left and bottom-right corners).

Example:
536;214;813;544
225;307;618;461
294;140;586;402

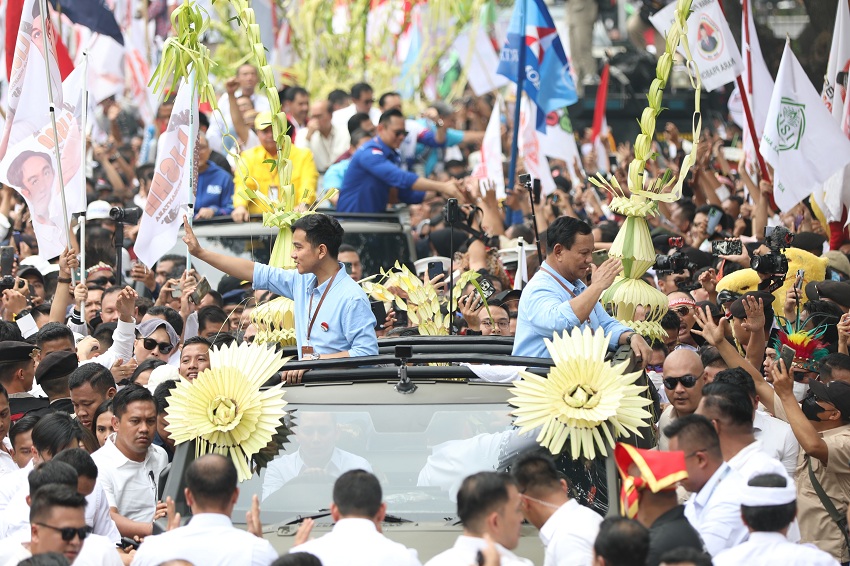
269;185;279;201
301;345;314;358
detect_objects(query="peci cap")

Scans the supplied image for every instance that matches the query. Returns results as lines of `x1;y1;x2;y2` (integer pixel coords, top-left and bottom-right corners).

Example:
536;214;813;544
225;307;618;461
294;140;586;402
728;290;774;320
807;379;850;420
490;289;521;309
136;318;180;348
35;351;78;384
0;342;39;364
805;280;850;309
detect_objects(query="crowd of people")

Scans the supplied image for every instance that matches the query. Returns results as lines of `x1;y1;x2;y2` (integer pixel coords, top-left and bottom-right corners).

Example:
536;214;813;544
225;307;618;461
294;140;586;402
0;6;850;563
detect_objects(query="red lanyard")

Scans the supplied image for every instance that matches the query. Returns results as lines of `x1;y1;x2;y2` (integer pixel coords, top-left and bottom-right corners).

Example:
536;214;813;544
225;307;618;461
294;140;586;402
306;269;339;343
540;265;577;298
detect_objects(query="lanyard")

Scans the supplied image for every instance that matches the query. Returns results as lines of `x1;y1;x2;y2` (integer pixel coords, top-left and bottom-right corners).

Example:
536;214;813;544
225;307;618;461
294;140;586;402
306;269;339;343
540;265;577;298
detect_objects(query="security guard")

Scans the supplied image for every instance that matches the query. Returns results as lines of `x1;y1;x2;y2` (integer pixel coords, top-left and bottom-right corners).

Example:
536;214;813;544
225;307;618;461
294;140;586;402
29;351;78;417
0;341;48;421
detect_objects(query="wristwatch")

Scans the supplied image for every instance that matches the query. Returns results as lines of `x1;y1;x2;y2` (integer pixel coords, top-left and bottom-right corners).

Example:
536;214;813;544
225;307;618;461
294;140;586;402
308;352;321;360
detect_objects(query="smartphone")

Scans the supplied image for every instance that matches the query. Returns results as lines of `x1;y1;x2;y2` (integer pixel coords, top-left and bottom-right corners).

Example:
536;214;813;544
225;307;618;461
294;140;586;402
780;344;796;373
118;537;140;550
532;179;542;205
0;246;14;276
706;207;723;234
394;309;408;328
343;262;353;275
478;278;495;300
711;239;742;257
794;269;804;291
427;261;444;281
592;249;609;267
190;277;210;304
370;301;387;330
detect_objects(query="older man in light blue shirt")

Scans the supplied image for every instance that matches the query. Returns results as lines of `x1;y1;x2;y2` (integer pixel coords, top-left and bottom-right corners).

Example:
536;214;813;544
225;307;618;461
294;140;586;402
183;212;378;383
512;217;651;360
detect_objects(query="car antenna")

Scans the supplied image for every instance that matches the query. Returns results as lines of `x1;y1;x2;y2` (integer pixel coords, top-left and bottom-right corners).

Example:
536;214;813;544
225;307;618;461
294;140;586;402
394;345;417;394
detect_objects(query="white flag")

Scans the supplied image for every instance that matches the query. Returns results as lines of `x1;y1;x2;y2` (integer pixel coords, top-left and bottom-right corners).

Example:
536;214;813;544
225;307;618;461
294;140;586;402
471;95;506;198
513;242;528;290
537;108;584;186
135;80;198;267
0;67;87;259
0;0;64;160
452;31;509;96
519;96;555;195
650;0;742;92
760;41;850;212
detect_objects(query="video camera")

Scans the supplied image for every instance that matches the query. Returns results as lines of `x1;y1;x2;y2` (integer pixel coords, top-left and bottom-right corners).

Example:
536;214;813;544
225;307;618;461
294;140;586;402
654;237;699;292
109;207;142;224
750;226;793;275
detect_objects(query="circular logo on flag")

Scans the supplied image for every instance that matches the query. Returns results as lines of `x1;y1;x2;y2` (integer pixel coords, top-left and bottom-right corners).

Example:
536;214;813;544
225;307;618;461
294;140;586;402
697;15;722;61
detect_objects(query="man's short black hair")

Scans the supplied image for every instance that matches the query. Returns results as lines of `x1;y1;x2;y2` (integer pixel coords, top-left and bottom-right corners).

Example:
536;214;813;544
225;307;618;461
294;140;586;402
699;345;726;369
197;306;228;335
157;254;187;278
210;333;236;349
204;290;224;307
592;517;650;566
663;414;722;458
545;216;593;254
347;112;372;136
183;335;212;349
657;546;712;566
31;413;83;458
378;91;400;109
34;323;74;349
10;414;39;448
146;306;184;337
185;454;238;508
28;460;78;494
91;322;116;349
378;108;404;126
283;86;308;102
30;484;87;523
512;452;562;495
153;380;178;415
292;214;344;258
713;367;757;401
338;244;358;255
821;353;850;382
350;82;373;100
0;320;24;342
0;381;8;402
332;469;383;518
701;382;754;429
53;448;98;481
17;552;71;566
741;473;796;531
111;384;155;420
328;89;349;107
68;363;116;395
457;472;517;534
660;310;682;331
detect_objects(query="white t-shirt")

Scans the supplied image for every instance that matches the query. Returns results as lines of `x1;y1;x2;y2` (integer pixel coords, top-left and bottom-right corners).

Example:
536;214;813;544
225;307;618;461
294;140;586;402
293;518;420;566
91;435;169;522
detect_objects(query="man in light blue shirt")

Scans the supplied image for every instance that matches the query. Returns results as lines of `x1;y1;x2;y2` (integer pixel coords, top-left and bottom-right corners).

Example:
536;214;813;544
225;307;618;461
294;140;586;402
182;213;378;383
512;216;652;361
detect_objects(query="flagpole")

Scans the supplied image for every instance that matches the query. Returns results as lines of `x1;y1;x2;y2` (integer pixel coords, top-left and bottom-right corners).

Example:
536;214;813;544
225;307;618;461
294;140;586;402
79;49;88;314
39;0;75;285
507;0;527;190
185;67;197;273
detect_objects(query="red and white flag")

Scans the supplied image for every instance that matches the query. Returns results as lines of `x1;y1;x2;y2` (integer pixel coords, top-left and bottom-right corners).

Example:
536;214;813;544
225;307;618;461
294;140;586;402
0;66;87;259
519;95;555;195
471;94;505;198
591;62;611;174
135;79;198;267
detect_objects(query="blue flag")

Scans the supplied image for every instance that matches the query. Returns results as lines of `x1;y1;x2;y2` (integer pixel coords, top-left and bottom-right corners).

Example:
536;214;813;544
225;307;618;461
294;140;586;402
497;0;577;131
50;0;124;46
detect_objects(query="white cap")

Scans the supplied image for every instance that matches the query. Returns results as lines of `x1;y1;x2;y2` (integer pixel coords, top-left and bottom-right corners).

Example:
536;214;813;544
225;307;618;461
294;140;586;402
740;482;796;507
413;256;451;276
86;200;112;221
146;364;181;394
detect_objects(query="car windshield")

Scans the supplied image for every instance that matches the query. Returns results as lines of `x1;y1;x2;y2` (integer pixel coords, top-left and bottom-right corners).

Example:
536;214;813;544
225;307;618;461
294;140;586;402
233;402;536;525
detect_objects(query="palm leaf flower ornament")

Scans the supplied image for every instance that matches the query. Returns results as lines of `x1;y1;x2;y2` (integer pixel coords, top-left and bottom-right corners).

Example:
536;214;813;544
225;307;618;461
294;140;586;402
165;342;292;482
589;0;702;341
509;327;653;460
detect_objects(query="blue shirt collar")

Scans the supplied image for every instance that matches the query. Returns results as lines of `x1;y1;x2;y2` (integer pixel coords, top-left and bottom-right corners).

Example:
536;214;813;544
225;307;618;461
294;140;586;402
542;261;585;293
308;263;345;294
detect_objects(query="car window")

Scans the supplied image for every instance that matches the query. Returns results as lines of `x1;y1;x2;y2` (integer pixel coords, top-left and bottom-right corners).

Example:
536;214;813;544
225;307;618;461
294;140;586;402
234;403;530;525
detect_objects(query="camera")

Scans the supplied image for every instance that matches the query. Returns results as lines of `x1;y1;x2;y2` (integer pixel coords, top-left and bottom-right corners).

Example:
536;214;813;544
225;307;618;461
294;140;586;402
0;246;15;292
109;207;142;224
750;226;793;275
518;174;531;187
444;198;462;225
654;237;696;275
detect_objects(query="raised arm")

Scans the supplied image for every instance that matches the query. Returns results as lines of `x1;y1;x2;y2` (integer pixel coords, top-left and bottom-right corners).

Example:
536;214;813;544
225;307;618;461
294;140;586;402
182;216;256;282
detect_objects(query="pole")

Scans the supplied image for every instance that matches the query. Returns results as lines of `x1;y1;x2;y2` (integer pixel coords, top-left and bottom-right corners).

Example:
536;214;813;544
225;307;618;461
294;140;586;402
79;50;88;314
529;179;543;264
79;212;86;310
506;0;527;189
39;0;75;285
185;67;197;273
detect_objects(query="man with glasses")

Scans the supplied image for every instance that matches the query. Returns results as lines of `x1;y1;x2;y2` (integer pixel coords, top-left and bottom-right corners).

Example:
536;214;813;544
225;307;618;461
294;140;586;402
480;304;512;337
133;319;178;364
656;349;705;451
194;131;235;219
667;293;699;351
337;109;465;214
663;414;748;557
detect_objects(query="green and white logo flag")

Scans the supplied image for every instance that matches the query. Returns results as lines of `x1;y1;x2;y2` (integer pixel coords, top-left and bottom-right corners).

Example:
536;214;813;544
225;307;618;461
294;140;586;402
760;40;850;212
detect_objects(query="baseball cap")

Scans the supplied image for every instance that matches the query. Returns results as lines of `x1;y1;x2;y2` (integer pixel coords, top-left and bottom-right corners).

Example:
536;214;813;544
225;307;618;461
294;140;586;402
16;265;44;285
808;379;850;420
86;200;112;221
254;111;273;131
805;280;850;310
825;251;850;278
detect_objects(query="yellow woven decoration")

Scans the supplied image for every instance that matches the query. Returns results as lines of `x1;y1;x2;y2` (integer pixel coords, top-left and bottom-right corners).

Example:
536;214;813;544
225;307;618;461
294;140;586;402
509;327;652;460
251;297;297;346
165;342;290;481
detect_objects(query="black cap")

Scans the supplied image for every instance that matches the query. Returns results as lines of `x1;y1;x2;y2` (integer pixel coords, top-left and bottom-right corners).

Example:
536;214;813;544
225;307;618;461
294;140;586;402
695;300;722;319
805;280;850;309
491;289;522;309
35;351;78;384
808;379;850;420
790;232;827;255
728;290;774;320
0;341;38;363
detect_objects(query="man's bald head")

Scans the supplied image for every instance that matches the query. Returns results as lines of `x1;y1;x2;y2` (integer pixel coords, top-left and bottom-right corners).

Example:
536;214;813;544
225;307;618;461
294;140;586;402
662;349;705;415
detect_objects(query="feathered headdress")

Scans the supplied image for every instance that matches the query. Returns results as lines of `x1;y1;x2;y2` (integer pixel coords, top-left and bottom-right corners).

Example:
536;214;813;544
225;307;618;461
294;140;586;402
773;314;830;372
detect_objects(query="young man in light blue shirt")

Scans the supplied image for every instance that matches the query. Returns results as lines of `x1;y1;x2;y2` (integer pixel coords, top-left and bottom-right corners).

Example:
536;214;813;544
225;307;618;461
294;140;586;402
182;213;378;383
511;216;652;361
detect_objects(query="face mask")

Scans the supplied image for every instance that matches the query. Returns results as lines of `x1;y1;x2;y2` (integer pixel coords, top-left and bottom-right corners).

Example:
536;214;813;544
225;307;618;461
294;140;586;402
801;394;824;422
792;381;809;403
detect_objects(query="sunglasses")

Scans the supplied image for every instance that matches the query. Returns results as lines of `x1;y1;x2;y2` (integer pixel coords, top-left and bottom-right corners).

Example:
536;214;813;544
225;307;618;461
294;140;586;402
35;523;92;541
671;306;693;317
137;336;174;355
89;276;116;286
663;374;700;390
646;364;664;373
392;129;408;138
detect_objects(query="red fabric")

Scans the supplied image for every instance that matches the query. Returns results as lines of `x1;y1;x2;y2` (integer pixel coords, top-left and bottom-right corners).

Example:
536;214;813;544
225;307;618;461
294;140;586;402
829;208;849;250
591;62;610;141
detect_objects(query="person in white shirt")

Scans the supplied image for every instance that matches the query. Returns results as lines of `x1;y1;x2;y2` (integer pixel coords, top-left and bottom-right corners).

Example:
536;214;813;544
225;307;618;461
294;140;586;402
592;517;651;566
206;64;271;155
290;469;420;566
664;414;748;556
296;101;348;173
131;454;278;566
512;452;601;566
426;472;532;566
0;483;122;566
714;473;839;566
69;365;117;431
262;411;371;501
331;82;381;148
91;385;168;539
0;384;16;477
